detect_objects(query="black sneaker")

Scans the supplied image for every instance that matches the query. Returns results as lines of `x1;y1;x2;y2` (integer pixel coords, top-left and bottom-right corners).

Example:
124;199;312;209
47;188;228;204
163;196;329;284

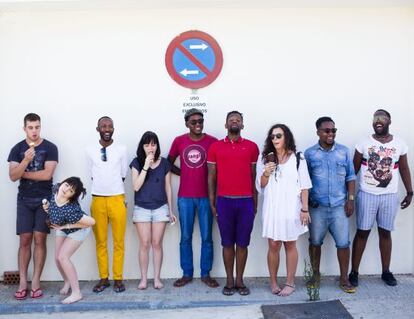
381;271;397;286
348;271;359;287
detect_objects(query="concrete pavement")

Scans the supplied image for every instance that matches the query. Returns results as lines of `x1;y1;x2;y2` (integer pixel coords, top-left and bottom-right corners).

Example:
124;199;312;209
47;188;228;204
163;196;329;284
1;275;414;318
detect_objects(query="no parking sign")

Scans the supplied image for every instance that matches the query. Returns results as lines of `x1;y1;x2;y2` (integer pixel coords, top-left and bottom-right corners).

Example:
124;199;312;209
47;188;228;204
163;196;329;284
165;30;223;89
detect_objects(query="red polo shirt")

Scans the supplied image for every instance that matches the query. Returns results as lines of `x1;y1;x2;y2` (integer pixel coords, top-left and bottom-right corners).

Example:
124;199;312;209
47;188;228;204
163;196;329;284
207;136;259;197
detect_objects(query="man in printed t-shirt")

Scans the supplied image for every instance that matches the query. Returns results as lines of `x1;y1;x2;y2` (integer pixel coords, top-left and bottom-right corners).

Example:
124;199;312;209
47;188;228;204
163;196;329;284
349;109;413;287
8;113;58;300
169;108;219;288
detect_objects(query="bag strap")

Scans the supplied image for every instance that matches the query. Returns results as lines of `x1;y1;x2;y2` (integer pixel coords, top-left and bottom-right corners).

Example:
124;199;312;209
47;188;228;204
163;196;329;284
296;151;302;170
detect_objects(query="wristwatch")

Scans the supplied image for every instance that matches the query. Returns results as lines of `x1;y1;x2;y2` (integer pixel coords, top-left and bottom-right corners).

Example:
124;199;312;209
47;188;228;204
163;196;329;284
348;195;355;201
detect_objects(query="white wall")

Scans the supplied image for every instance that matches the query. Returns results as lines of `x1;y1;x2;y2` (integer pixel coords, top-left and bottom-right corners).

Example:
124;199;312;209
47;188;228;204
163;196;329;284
1;4;413;280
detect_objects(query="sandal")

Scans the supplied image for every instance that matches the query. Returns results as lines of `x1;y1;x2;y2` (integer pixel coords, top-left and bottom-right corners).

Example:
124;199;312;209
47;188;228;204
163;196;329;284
113;280;126;293
14;289;29;300
339;282;356;293
30;288;43;299
173;276;193;287
278;283;295;297
201;276;219;288
222;286;236;296
235;285;250;296
92;278;110;293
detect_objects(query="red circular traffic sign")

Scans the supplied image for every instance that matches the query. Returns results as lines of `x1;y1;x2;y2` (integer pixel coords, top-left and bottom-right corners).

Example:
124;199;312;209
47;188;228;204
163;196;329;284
165;30;223;89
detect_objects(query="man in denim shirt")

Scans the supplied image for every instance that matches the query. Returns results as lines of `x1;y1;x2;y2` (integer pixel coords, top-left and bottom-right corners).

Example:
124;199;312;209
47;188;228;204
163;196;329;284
305;116;356;293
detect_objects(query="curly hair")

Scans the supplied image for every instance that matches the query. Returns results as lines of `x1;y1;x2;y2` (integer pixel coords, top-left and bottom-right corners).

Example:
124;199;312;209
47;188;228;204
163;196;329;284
261;124;296;164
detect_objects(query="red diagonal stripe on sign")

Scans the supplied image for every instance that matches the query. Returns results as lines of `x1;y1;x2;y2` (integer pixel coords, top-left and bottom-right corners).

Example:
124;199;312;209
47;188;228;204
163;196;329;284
178;43;212;76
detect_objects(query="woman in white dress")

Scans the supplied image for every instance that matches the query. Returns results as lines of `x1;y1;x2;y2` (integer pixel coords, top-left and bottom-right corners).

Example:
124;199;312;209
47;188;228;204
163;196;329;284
256;124;312;296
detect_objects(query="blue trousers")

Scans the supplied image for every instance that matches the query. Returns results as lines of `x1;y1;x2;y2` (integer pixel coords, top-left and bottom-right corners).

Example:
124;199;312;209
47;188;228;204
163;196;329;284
178;197;213;277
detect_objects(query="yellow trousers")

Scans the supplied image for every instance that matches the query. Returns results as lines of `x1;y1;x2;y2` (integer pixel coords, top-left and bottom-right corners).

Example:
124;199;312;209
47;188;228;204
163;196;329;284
91;195;127;280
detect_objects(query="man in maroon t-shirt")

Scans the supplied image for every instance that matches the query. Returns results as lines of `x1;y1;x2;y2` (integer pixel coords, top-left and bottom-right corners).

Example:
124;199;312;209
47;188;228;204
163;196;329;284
207;110;259;296
168;108;219;288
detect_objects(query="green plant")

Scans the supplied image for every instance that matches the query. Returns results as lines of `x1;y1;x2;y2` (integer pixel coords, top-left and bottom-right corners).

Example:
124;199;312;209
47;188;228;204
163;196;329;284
303;258;320;301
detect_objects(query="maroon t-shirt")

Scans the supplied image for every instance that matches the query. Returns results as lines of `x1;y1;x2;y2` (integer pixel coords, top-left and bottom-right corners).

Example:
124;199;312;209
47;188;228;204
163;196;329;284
169;133;217;197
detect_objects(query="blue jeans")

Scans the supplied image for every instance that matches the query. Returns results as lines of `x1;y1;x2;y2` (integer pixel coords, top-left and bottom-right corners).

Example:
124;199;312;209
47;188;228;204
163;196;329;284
309;205;350;249
178;197;213;277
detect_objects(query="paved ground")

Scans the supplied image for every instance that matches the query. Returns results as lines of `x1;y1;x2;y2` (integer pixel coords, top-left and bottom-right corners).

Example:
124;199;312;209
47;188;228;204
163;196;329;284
1;275;414;318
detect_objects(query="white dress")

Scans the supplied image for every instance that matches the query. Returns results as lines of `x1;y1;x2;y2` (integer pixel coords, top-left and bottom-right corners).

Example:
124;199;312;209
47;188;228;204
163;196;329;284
256;153;312;241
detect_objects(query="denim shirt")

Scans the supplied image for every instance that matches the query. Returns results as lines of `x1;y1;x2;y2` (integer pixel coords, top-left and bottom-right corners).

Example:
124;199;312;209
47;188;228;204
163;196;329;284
304;142;356;207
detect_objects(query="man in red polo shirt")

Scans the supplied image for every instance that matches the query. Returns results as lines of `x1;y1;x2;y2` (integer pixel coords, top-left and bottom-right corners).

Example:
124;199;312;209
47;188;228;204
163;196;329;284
207;110;259;296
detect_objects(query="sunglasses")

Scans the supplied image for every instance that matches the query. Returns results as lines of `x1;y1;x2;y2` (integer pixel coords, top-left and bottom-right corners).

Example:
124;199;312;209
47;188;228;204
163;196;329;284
100;147;107;162
188;118;204;125
319;128;337;134
270;133;284;140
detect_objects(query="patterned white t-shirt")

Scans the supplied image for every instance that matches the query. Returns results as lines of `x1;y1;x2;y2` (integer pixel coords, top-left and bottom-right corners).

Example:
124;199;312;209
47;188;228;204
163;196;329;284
356;136;408;195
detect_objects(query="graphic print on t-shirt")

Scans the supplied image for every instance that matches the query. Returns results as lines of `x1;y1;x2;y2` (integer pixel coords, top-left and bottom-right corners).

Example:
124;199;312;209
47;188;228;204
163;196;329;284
364;145;397;188
183;144;206;168
26;150;47;172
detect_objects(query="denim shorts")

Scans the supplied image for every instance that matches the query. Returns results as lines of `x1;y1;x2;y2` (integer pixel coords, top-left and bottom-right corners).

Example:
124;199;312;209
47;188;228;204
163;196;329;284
56;227;91;242
16;196;50;235
309;205;350;249
133;204;169;223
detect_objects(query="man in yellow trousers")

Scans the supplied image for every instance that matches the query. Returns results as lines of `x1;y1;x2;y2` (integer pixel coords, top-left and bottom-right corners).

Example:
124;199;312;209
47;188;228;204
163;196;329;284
86;116;128;293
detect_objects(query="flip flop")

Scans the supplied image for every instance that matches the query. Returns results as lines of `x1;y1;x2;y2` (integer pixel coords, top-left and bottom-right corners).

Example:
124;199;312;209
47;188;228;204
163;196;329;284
14;289;28;300
222;286;236;296
235;285;250;296
93;279;110;293
201;276;219;288
339;282;356;293
173;276;193;287
30;288;43;299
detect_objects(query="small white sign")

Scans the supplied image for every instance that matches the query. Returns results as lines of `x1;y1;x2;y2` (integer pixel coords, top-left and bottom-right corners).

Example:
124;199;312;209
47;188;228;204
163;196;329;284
180;92;208;116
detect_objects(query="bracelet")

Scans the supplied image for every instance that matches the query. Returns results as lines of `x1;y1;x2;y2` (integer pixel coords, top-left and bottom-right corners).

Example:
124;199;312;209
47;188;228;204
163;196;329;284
408;191;414;196
142;168;148;172
66;224;70;230
301;209;309;213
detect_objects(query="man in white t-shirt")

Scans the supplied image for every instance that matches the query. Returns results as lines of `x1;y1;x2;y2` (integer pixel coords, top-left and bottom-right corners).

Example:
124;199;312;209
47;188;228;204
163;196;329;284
349;109;413;287
86;116;128;293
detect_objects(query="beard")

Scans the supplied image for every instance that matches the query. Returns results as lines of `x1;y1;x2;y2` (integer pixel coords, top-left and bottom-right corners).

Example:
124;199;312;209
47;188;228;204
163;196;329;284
229;126;241;134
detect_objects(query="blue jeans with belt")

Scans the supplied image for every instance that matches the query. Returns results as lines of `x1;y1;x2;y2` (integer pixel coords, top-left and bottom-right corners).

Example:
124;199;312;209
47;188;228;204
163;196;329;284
178;197;213;278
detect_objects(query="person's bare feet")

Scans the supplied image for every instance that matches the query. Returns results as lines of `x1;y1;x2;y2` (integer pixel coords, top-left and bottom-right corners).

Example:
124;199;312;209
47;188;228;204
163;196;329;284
60;282;71;295
61;292;82;304
154;279;164;289
270;281;281;294
277;283;295;297
138;279;147;290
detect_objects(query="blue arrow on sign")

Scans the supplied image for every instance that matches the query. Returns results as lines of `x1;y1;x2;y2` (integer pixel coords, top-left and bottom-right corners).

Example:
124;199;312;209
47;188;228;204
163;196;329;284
173;38;216;81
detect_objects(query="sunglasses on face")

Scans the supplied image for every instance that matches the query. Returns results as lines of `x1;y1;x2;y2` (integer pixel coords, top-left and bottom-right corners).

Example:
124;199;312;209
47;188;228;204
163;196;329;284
100;147;107;162
319;128;337;134
188;118;204;125
270;133;284;140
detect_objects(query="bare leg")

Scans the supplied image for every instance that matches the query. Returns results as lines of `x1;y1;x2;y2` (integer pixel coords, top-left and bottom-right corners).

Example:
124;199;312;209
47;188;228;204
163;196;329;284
136;222;151;290
18;233;33;291
337;248;352;286
378;227;392;272
32;231;47;291
152;222;167;289
223;246;235;288
235;246;248;288
351;229;371;273
55;236;70;294
57;238;83;304
268;239;282;294
278;241;297;297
